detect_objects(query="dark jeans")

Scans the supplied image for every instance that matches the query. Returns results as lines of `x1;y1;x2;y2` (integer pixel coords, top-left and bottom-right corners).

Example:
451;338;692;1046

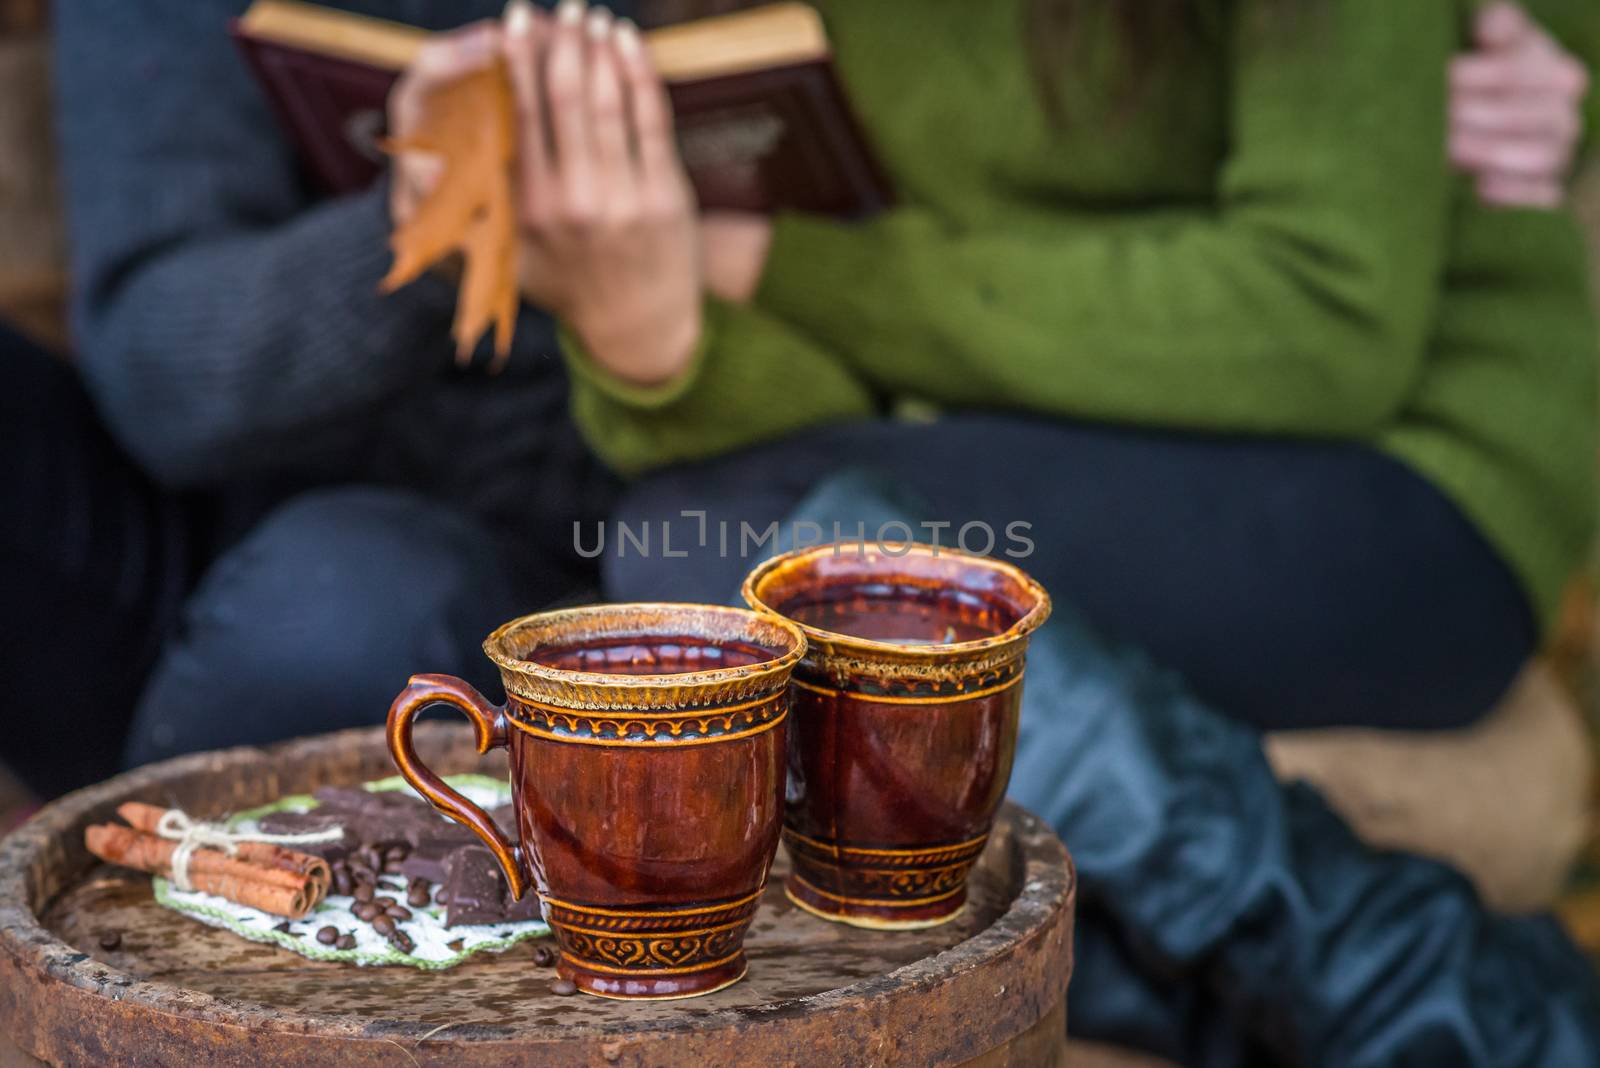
2;324;194;797
605;415;1537;731
1;323;591;795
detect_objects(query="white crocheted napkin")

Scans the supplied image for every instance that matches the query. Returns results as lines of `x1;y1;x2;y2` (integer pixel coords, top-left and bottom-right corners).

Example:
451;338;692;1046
153;775;549;969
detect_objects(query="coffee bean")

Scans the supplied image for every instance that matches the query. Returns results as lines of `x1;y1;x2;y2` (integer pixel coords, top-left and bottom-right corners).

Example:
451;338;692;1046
434;888;450;905
352;901;380;922
332;870;353;897
335;933;356;951
372;915;396;936
316;926;339;946
385;844;409;863
551;978;578;996
407;887;431;908
374;896;397;908
388;930;415;955
386;905;412;921
352;882;374;903
98;931;121;951
533;945;555;967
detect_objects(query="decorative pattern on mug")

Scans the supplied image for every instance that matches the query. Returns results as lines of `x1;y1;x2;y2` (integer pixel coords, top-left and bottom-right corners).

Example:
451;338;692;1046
505;693;788;746
785;831;989;903
546;893;761;975
792;656;1025;701
559;925;749;974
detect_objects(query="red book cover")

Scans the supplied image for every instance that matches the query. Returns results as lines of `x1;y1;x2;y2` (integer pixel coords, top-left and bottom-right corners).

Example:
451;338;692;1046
230;2;893;216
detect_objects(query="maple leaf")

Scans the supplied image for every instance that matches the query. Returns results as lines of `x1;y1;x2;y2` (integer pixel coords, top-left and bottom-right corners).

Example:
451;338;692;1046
381;63;518;364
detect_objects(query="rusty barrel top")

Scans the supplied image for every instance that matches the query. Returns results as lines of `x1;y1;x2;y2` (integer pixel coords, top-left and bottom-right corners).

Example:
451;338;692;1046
0;724;1074;1068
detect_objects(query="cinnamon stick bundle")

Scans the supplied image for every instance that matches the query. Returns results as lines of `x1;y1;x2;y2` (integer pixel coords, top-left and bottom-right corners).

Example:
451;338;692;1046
116;802;331;897
84;818;329;920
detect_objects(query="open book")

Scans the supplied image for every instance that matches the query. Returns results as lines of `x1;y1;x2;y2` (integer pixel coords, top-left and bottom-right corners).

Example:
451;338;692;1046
232;0;893;216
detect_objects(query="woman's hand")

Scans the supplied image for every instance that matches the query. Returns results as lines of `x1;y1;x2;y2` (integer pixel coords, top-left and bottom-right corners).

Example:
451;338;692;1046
387;21;503;228
701;212;774;305
1450;1;1590;209
503;0;701;387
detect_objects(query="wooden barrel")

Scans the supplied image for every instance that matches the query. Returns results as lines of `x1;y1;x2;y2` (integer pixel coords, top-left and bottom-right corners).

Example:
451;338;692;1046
0;725;1075;1067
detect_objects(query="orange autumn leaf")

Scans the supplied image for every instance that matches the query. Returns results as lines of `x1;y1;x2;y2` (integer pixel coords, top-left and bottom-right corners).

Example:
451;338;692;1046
381;62;518;364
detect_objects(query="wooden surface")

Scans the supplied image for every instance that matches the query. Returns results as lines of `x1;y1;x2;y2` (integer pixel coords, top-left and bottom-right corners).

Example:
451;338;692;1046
0;725;1075;1067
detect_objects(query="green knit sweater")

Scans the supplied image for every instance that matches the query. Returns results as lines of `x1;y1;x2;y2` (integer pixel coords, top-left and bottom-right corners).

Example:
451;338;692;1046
564;0;1599;631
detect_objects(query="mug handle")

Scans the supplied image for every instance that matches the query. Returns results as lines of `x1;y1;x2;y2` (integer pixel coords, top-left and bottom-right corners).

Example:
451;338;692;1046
386;673;528;900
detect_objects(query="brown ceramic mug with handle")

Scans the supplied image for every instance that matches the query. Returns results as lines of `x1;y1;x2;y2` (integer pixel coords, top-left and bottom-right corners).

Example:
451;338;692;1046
386;603;806;999
743;542;1050;929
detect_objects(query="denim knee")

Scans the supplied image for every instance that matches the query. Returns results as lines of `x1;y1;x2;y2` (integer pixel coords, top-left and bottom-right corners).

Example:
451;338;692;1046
124;487;519;767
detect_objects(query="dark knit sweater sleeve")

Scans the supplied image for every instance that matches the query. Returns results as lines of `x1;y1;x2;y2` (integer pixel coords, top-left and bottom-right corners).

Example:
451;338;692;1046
53;0;486;488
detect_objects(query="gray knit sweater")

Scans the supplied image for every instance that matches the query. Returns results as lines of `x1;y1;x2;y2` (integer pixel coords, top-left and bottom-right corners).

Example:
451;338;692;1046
53;0;619;545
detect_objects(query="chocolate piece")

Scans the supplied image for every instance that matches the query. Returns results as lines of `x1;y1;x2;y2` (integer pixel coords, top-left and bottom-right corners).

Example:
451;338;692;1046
501;886;542;924
98;931;121;951
396;855;451;884
259;788;497;872
551;978;577;996
443;846;508;927
443;845;543;928
253;809;355;861
272;921;294;935
446;938;465;953
260;788;533;924
316;926;338;945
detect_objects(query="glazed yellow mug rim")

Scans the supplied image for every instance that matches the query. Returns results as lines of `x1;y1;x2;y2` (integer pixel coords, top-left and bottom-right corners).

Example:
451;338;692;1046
483;601;807;692
741;541;1052;661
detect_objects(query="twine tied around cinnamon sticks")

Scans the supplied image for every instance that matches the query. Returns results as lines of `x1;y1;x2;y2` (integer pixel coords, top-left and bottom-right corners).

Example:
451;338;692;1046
85;802;341;918
152;808;343;893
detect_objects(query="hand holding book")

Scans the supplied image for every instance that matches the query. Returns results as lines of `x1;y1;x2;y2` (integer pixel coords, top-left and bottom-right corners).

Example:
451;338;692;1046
504;1;704;386
387;0;753;382
233;0;891;361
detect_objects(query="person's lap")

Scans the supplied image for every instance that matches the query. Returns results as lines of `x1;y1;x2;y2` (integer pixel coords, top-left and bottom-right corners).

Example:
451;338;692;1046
122;485;529;768
605;414;1535;732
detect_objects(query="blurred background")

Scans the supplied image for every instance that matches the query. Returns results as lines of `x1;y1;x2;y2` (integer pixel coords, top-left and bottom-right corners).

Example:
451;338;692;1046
4;0;1600;964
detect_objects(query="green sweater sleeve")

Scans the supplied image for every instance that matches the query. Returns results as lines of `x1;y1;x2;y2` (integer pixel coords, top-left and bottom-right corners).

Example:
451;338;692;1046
753;0;1456;440
562;297;877;476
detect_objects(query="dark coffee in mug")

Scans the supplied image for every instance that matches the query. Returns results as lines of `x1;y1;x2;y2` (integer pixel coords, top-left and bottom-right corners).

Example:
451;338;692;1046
783;584;1019;645
387;604;806;1000
744;544;1050;930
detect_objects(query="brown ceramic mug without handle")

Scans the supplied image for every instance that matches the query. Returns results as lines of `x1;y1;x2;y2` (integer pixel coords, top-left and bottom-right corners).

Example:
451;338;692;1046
743;542;1050;930
386;603;807;999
